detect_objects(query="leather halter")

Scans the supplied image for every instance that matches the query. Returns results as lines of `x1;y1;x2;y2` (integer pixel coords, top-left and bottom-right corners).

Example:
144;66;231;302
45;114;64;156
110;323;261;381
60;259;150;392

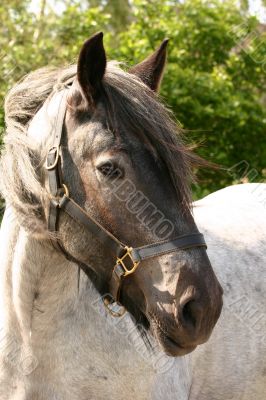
46;88;207;315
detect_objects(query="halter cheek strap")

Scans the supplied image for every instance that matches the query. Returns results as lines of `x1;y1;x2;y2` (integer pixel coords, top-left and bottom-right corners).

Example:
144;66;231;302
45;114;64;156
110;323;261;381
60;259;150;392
45;89;207;314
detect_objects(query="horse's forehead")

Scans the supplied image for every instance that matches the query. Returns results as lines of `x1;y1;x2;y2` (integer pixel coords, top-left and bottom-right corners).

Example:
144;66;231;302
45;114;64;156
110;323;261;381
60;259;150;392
67;121;117;162
27;91;65;144
26;90;152;162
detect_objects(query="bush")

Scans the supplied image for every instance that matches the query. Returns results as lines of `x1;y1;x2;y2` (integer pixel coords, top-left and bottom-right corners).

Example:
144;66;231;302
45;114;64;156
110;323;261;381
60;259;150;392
0;0;265;220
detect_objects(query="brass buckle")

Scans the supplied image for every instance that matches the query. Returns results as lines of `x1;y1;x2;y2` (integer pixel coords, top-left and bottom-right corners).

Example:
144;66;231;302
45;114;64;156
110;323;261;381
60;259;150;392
46;146;60;170
115;246;140;277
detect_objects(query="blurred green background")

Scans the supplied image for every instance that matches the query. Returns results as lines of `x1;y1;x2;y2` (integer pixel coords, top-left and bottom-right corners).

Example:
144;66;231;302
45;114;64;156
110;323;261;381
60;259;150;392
0;0;265;217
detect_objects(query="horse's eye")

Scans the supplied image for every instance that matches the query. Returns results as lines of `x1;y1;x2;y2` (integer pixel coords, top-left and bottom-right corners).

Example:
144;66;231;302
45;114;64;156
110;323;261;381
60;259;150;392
96;161;123;179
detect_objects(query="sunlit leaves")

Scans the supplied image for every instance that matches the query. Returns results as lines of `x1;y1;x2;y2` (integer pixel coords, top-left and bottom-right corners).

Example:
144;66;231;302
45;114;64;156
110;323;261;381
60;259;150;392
0;0;265;204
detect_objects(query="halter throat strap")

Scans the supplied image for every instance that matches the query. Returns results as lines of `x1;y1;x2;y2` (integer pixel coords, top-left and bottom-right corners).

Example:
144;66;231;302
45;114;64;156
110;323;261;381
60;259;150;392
46;89;207;307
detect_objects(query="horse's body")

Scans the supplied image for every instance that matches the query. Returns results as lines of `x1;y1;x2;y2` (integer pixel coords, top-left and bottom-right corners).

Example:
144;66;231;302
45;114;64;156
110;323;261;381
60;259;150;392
0;33;264;399
0;183;265;400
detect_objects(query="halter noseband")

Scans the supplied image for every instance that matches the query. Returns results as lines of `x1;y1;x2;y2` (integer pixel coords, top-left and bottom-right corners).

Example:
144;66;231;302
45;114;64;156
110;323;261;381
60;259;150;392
46;89;207;316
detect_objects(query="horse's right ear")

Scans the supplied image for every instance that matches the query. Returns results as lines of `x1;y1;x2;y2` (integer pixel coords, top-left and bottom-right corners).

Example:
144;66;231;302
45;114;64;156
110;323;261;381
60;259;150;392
77;32;106;106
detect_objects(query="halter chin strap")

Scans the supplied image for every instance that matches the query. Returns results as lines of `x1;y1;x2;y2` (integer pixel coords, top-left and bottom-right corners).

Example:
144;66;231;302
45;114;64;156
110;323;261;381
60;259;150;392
46;89;207;313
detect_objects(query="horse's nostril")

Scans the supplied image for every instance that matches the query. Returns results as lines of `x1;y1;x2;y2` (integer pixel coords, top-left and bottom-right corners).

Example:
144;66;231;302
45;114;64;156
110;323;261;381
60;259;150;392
182;300;197;329
178;294;204;333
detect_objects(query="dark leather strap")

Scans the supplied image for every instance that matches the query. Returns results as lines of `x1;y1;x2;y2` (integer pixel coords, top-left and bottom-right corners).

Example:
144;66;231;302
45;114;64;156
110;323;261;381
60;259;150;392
46;90;69;245
46;88;208;310
59;195;125;256
131;233;206;262
55;193;206;302
109;232;206;303
57;194;206;262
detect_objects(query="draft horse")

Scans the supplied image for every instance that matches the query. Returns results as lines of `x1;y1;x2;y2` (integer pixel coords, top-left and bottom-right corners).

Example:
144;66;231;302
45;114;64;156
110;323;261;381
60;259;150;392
0;33;265;400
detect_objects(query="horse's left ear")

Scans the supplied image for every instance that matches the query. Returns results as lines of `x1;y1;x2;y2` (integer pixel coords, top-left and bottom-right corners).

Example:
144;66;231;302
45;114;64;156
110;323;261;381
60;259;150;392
77;32;106;106
129;39;169;92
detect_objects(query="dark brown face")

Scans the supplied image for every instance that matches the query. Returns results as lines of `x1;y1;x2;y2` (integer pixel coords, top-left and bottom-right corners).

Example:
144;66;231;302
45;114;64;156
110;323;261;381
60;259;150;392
59;33;223;357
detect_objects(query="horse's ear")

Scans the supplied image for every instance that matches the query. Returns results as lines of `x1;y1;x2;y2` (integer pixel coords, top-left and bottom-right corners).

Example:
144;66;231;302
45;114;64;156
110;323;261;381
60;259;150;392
77;32;106;106
129;39;169;92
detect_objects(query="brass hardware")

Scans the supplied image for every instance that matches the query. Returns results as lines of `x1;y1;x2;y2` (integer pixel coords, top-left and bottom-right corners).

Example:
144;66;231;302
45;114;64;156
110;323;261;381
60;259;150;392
46;146;60;170
61;184;69;198
49;184;69;204
104;247;140;318
103;297;127;318
115;246;140;277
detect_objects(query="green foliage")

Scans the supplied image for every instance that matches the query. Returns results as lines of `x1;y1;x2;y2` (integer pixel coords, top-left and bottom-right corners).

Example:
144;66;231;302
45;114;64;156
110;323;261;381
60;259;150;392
0;0;265;212
114;0;266;195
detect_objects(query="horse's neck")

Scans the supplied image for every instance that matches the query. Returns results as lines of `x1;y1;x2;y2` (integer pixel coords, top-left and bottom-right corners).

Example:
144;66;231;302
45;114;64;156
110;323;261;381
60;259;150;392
0;207;79;366
0;210;149;397
0;209;191;399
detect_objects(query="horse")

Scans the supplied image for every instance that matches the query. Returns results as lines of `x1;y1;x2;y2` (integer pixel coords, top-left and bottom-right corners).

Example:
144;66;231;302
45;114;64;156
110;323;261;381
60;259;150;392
0;32;264;400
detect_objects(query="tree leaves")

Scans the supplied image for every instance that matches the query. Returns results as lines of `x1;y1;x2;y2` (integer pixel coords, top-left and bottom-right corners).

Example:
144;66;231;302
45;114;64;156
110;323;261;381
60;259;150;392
0;0;265;209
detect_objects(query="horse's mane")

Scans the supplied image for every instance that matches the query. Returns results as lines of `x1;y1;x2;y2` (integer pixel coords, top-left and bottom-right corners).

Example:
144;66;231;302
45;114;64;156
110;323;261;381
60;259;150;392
0;62;200;234
0;65;77;233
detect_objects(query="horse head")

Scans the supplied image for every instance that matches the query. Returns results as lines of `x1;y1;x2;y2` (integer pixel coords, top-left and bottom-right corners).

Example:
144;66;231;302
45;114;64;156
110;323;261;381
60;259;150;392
3;32;223;357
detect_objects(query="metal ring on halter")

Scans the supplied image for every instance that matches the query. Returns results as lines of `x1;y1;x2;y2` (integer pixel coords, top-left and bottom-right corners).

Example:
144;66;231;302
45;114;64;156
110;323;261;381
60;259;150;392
103;297;127;318
49;184;69;205
60;184;69;198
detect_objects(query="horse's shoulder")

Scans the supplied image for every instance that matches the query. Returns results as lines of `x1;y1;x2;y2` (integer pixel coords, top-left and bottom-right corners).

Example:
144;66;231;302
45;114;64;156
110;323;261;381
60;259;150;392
193;184;266;238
